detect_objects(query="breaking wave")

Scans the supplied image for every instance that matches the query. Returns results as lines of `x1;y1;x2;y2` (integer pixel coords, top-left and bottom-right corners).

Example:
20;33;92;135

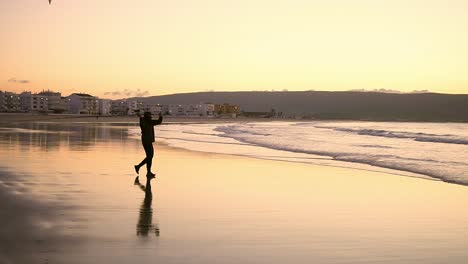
129;121;468;185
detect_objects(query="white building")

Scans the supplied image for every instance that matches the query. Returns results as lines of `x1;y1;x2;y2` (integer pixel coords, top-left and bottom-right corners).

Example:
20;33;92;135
110;99;144;115
38;90;67;113
98;99;112;115
5;92;21;112
127;100;143;115
158;103;215;116
107;101;215;117
161;105;170;115
20;92;48;112
60;97;70;113
68;93;99;114
110;100;128;115
139;103;163;115
200;103;215;116
184;104;201;116
168;104;185;116
18;90;68;113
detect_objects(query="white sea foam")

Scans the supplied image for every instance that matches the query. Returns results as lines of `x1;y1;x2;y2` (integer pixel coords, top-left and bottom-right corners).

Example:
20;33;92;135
315;126;468;145
129;121;468;185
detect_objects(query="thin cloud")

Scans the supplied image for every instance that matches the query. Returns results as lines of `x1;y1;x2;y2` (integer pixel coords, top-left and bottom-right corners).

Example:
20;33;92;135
103;89;150;98
135;90;150;97
8;78;30;84
103;91;122;96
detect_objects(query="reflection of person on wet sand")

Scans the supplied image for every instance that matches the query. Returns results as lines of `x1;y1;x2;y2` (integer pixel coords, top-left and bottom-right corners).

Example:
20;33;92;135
134;176;160;237
134;111;163;177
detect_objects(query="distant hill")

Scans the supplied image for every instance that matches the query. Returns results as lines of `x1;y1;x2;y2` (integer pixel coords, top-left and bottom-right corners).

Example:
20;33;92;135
129;91;468;122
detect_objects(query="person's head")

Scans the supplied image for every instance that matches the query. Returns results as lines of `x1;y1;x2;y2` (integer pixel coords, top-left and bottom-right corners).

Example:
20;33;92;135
144;111;152;121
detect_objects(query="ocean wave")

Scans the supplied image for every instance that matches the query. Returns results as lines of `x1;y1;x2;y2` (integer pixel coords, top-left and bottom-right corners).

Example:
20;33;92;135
129;122;468;186
316;126;468;145
158;136;252;146
214;127;271;136
214;123;468;185
181;130;220;136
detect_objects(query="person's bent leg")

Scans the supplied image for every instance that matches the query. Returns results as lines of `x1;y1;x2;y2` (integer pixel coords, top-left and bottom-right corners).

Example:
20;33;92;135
135;142;148;170
137;157;148;167
137;158;147;170
136;141;149;172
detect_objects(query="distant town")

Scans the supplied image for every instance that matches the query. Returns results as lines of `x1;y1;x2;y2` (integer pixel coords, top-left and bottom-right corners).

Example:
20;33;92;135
0;90;245;118
5;89;466;122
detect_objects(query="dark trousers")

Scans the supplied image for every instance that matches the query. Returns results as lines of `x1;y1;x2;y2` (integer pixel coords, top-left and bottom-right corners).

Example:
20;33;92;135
138;142;154;173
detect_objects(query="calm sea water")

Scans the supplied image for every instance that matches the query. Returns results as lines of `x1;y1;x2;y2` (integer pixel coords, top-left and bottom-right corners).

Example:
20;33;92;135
130;121;468;185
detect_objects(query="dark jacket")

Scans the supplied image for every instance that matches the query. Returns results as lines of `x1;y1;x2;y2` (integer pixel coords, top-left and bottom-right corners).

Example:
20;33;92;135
140;115;163;144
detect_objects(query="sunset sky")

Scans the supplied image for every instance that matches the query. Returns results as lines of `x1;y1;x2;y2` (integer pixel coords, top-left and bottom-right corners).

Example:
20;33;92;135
1;0;467;98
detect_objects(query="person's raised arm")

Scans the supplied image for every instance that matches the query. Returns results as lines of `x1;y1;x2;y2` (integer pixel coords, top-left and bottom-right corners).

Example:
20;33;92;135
152;113;163;126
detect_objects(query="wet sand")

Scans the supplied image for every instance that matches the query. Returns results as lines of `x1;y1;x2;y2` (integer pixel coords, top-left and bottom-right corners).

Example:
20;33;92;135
0;123;468;263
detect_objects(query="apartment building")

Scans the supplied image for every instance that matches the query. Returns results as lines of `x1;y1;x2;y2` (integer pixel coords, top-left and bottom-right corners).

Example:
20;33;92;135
110;99;142;115
215;103;241;117
2;92;21;112
20;92;48;112
98;99;112;115
38;90;67;113
168;104;185;116
68;93;99;114
110;100;128;115
139;103;163;115
127;100;144;115
200;103;215;116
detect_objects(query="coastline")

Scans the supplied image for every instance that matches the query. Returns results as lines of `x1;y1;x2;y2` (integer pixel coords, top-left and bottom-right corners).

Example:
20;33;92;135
2;114;466;186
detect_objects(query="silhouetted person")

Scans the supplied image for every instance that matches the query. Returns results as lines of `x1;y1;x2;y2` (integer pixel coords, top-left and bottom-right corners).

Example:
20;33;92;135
134;176;160;237
134;111;163;177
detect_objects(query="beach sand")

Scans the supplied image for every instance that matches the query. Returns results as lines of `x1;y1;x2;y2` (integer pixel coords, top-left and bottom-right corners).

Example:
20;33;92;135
0;122;468;263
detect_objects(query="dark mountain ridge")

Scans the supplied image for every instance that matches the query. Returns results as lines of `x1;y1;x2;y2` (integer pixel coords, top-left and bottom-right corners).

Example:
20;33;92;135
129;91;468;122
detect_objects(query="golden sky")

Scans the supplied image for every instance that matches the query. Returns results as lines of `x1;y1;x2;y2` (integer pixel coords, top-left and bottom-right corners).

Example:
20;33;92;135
1;0;467;98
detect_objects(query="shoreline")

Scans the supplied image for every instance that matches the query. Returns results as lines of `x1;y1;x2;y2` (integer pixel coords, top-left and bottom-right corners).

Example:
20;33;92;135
2;115;466;187
155;139;445;186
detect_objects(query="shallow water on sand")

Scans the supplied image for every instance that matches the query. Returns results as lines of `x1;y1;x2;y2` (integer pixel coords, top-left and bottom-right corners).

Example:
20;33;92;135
129;121;468;185
1;122;468;264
